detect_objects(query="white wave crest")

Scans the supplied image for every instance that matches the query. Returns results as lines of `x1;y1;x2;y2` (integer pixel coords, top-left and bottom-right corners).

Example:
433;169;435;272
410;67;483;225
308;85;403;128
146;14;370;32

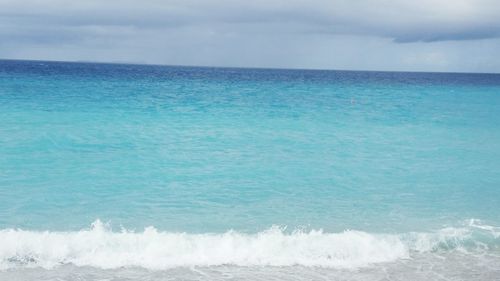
0;220;498;270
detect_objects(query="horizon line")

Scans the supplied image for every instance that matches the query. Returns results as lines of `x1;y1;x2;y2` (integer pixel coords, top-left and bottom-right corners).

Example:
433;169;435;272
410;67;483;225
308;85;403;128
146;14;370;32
1;57;499;76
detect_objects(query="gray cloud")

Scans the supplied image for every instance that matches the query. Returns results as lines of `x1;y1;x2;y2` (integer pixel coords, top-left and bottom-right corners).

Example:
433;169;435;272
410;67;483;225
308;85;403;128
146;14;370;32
1;0;500;72
2;0;500;42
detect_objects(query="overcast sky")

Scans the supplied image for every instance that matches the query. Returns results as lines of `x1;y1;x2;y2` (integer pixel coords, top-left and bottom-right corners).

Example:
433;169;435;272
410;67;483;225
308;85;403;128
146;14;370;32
1;0;500;72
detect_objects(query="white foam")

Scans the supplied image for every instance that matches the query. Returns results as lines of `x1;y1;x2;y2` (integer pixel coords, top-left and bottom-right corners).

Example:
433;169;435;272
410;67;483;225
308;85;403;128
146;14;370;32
0;220;497;270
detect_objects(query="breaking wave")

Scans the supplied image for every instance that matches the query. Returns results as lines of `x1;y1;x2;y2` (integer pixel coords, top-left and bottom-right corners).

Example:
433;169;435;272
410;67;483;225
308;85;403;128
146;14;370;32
0;219;498;270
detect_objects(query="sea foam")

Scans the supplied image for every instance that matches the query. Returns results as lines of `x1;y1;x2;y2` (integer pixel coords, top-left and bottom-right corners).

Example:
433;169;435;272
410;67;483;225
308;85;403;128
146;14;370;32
0;220;498;270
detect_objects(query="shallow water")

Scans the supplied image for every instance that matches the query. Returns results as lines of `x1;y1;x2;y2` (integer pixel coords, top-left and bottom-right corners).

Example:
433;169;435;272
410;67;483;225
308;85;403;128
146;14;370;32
3;252;500;281
1;60;500;279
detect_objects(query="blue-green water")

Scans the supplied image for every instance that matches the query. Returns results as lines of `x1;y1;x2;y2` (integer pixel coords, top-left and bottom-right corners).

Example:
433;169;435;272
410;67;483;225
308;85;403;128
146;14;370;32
0;60;499;280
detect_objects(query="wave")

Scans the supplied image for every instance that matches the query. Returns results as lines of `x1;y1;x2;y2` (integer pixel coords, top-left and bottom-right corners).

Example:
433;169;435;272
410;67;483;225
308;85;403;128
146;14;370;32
0;220;498;270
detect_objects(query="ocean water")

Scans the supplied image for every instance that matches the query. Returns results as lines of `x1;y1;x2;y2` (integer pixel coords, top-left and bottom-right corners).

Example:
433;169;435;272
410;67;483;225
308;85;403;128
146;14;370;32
0;59;499;280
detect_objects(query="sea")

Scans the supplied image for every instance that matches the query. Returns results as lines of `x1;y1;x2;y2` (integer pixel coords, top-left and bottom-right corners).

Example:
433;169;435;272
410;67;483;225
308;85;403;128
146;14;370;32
0;59;499;280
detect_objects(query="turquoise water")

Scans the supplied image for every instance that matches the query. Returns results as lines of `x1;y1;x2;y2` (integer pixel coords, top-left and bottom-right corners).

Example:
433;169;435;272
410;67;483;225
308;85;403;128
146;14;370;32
0;60;499;280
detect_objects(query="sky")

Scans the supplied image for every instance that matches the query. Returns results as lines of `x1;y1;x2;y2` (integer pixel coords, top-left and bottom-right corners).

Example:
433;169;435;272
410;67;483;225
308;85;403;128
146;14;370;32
1;0;500;73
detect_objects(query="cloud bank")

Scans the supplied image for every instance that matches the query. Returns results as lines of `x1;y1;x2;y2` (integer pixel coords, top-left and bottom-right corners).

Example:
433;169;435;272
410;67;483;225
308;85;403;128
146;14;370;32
1;0;500;72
